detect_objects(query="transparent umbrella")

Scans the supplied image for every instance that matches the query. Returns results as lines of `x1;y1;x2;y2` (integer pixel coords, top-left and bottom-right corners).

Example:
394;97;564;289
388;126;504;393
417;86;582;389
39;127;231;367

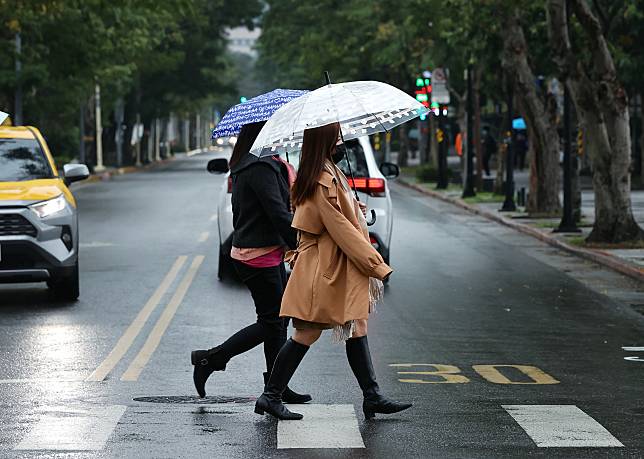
249;79;429;157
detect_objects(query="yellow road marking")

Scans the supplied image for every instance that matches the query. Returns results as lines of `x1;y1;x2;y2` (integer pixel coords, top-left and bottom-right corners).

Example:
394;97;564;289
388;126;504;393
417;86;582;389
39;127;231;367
121;255;204;381
198;231;209;242
472;365;560;384
86;256;187;382
390;364;470;384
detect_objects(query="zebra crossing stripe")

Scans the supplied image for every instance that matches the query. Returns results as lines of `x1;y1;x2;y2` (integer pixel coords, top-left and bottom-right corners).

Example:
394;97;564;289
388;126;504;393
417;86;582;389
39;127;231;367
15;405;126;451
277;404;365;449
503;405;624;448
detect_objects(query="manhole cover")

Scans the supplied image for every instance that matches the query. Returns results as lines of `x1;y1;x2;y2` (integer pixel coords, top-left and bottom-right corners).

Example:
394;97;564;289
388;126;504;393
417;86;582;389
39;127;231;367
133;395;256;404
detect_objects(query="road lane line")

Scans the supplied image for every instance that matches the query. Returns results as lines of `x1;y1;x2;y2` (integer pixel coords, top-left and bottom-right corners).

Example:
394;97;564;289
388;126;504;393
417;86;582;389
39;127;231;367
277;404;365;449
86;256;187;382
503;405;624;448
15;405;126;451
121;255;204;381
198;231;210;242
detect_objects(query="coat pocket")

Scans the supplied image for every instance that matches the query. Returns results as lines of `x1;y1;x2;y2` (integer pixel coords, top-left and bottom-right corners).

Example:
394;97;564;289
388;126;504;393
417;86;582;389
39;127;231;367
323;246;341;279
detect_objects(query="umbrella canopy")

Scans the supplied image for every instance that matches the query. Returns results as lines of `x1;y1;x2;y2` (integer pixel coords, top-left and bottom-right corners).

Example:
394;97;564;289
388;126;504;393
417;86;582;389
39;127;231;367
249;81;429;156
211;89;308;139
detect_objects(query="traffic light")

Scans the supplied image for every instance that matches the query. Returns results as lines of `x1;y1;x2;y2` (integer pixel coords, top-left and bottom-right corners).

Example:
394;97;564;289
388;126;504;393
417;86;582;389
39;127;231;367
240;96;248;103
416;78;424;87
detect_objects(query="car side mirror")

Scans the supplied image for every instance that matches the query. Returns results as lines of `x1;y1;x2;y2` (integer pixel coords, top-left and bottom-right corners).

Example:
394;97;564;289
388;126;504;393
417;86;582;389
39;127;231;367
379;162;399;179
63;164;90;186
207;158;229;174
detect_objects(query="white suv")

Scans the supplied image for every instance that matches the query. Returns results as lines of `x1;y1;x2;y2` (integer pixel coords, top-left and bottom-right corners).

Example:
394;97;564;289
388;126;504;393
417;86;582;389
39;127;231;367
211;137;399;280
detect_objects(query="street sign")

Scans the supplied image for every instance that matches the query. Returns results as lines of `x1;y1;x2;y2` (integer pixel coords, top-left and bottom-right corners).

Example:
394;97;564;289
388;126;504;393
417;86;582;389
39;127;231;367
432;67;450;105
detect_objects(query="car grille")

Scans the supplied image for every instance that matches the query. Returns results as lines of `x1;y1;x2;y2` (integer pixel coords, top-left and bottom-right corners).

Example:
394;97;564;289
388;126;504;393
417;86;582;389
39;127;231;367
0;214;37;237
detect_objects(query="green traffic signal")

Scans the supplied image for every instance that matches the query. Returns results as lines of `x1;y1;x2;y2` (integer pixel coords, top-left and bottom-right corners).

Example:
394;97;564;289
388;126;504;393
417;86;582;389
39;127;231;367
415;78;424;87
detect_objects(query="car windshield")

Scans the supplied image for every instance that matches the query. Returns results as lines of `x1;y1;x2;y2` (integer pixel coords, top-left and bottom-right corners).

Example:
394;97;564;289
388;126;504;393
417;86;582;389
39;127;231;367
0;138;54;182
336;139;369;178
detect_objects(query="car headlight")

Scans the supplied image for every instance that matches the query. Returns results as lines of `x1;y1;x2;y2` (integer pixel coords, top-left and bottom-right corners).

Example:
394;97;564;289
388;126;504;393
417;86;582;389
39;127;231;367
30;194;68;218
216;138;224;145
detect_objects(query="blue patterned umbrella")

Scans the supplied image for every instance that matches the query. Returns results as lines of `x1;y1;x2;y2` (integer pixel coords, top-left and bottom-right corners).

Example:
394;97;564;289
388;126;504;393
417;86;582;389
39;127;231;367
211;89;308;139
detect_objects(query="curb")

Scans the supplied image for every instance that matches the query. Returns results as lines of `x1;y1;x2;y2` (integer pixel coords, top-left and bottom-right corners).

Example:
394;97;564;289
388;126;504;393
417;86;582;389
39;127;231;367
83;156;177;183
398;178;644;284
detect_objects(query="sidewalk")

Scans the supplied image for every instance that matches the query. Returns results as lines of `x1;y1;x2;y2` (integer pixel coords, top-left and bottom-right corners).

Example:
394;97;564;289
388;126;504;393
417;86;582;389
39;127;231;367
398;173;644;283
84;146;221;183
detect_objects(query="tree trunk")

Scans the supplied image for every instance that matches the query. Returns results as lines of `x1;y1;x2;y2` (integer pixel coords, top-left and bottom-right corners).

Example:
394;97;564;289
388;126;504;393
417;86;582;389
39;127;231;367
503;9;561;215
397;124;409;167
547;0;644;242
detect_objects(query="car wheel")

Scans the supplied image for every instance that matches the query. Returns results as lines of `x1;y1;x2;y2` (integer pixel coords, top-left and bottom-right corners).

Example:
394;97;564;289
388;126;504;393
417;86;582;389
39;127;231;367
48;261;80;301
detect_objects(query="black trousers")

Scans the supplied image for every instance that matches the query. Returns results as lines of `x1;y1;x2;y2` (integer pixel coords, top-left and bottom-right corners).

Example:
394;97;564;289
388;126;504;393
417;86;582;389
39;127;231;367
216;260;287;373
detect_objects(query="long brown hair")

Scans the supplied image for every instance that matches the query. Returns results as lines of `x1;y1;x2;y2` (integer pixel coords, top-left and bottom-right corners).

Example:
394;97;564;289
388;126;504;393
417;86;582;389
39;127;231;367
291;122;340;206
228;120;266;169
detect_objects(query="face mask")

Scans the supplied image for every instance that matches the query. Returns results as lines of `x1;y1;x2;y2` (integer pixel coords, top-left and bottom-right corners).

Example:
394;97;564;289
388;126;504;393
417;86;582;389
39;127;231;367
332;144;346;164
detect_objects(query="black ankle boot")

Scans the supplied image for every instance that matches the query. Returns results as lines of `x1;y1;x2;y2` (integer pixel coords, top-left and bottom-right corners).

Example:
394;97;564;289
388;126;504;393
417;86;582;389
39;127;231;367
191;346;228;398
263;372;312;404
346;336;412;420
255;338;309;420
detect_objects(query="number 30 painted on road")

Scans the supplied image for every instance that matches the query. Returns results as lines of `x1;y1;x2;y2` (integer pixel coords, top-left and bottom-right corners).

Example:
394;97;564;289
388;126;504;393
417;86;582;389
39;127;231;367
389;364;560;384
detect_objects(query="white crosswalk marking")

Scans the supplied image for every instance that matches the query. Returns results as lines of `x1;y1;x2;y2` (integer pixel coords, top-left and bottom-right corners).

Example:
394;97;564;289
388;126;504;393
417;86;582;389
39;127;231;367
277;404;365;449
15;405;126;451
503;405;624;448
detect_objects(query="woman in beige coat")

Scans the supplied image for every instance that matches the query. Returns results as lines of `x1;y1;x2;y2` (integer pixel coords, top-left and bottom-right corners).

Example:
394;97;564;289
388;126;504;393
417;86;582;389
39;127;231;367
254;122;412;421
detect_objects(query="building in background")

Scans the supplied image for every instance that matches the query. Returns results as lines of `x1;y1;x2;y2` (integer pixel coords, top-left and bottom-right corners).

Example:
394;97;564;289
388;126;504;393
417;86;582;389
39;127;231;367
226;27;261;57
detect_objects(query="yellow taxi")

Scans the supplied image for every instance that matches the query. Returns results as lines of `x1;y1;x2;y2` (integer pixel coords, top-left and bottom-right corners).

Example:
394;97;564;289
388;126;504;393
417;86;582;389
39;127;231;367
0;126;89;300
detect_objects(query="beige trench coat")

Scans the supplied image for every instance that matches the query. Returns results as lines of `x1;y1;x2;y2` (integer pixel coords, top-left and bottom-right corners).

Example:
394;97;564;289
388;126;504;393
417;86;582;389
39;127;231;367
281;162;392;326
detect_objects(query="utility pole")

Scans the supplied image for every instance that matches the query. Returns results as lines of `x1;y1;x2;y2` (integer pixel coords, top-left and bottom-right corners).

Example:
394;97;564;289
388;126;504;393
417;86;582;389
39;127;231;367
436;112;448;189
500;79;516;212
94;83;106;172
462;63;476;198
154;118;161;161
14;32;23;125
115;98;124;167
135;114;142;166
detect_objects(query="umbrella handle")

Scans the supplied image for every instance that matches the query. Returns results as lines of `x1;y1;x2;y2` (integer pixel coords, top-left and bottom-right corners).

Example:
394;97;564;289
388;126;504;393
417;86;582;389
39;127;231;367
366;209;376;226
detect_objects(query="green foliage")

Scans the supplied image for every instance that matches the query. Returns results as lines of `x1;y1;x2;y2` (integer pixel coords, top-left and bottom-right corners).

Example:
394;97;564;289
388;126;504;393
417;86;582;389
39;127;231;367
0;0;261;157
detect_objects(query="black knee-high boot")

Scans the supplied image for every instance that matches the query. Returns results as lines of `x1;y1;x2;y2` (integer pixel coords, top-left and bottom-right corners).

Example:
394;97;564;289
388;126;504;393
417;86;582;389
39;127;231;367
255;338;309;420
191;322;265;398
346;336;412;419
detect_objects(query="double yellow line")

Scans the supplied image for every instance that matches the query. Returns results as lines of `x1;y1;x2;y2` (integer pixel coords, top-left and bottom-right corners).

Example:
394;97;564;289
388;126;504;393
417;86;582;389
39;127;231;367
86;255;204;382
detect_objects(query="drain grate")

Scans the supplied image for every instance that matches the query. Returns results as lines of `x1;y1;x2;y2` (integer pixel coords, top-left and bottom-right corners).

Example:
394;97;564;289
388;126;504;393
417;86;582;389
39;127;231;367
133;395;256;404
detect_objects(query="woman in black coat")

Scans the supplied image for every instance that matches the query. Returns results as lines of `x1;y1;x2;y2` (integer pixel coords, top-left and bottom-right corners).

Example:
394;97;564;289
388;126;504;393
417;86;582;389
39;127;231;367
191;121;310;404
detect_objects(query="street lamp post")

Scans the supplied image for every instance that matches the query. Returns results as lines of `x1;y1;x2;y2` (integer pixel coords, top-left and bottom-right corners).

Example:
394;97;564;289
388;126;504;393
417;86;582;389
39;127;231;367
94;83;106;173
462;64;476;198
436;112;448;189
500;79;516;212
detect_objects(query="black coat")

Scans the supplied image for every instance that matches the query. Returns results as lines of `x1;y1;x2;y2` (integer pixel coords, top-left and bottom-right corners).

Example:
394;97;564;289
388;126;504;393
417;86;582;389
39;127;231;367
230;154;297;250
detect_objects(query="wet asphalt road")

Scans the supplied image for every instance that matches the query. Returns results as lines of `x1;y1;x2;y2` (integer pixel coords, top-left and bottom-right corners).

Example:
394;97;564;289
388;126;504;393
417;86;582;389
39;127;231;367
0;152;643;458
